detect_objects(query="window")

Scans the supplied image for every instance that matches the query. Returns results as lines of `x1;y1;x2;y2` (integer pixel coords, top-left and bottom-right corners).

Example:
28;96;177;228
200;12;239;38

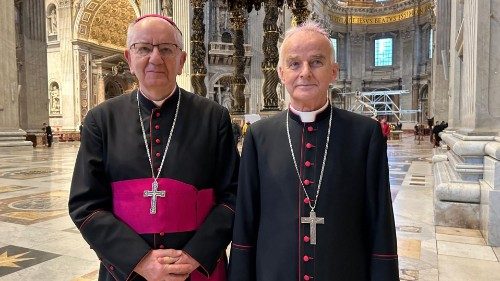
429;29;433;59
374;38;393;66
330;38;338;62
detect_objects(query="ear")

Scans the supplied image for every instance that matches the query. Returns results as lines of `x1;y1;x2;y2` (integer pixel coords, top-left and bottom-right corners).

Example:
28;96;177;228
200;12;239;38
277;65;284;82
177;51;187;75
124;50;134;74
331;62;339;82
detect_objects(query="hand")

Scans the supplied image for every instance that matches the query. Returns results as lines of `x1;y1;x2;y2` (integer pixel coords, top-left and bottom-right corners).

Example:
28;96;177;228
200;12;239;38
158;251;200;276
134;249;191;281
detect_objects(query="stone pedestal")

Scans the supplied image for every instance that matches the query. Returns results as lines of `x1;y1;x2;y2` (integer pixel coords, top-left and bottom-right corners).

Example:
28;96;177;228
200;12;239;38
434;132;500;245
480;139;500;246
436;0;500;246
0;130;33;147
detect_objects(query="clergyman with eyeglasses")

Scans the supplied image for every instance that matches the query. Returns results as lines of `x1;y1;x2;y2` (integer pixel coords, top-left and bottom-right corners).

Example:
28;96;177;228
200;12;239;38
69;14;238;281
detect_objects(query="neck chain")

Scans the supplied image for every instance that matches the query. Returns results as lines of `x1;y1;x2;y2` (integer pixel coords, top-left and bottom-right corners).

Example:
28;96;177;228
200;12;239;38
286;105;333;212
137;89;181;181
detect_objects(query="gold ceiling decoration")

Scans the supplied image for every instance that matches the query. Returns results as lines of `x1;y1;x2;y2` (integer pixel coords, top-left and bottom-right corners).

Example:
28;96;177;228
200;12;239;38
77;0;137;49
332;1;432;25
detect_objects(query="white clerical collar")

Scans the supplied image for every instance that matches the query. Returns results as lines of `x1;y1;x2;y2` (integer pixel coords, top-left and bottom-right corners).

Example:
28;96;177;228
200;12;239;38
289;100;329;123
139;86;177;107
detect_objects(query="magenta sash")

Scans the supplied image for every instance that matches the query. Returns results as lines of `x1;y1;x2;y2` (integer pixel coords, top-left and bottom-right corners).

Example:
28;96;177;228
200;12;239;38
111;178;214;234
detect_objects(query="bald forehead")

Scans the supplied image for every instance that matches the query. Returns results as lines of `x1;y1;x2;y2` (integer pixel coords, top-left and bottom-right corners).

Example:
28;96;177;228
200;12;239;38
284;30;330;49
133;17;175;32
127;16;183;48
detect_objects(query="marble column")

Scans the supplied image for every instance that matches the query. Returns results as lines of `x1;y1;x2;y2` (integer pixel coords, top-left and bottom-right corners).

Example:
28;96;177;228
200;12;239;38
140;0;161;15
431;0;451;123
173;0;192;91
190;0;207;96
57;0;76;131
247;9;265;114
230;7;247;114
0;0;31;146
447;2;464;129
291;0;310;26
261;0;280;112
17;0;49;133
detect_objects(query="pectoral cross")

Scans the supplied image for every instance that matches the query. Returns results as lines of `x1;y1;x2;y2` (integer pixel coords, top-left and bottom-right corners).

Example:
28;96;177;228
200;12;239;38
143;180;165;214
301;211;324;245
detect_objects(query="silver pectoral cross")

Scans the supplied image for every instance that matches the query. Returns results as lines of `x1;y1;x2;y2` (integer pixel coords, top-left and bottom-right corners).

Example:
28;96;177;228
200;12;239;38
301;211;324;245
143;180;165;214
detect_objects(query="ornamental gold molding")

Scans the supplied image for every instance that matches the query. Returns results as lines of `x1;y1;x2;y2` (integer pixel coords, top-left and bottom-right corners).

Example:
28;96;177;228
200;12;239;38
77;0;136;49
332;1;432;25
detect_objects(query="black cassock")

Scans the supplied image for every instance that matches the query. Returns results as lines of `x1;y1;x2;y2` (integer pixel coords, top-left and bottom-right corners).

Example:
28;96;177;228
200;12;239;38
69;88;239;281
229;106;399;281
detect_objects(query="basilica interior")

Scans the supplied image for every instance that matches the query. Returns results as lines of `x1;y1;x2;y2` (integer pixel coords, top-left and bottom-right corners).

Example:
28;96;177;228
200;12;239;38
0;0;499;280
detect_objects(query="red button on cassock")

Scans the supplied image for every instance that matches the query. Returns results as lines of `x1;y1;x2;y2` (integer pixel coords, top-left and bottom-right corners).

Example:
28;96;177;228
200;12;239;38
306;143;313;149
156;112;160;117
155;125;160;130
159;232;165;236
304;275;311;281
303;255;310;262
303;236;310;242
304;198;310;204
156;152;161;157
303;179;311;186
109;266;114;271
307;126;314;132
159;245;165;249
305;161;311;167
155;139;161;144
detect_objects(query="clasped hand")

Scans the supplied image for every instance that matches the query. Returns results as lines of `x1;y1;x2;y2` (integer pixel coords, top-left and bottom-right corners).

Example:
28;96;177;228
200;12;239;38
134;249;200;281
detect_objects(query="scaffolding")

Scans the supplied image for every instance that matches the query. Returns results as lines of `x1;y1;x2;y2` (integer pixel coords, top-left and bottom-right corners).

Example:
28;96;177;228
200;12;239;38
337;90;419;122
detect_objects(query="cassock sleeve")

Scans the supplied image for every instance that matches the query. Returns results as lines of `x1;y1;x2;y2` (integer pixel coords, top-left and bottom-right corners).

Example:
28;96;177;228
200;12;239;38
365;122;400;280
68;110;151;280
182;108;239;276
228;126;259;281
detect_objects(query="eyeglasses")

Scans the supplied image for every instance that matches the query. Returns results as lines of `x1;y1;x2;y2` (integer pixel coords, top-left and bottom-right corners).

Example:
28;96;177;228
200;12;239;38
130;42;182;58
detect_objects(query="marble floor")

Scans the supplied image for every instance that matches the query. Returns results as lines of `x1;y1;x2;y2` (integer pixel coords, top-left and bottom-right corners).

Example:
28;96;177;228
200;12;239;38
0;134;498;280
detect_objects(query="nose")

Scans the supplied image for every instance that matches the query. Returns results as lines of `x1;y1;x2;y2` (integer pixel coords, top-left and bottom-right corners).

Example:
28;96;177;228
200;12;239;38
299;63;312;78
148;46;163;64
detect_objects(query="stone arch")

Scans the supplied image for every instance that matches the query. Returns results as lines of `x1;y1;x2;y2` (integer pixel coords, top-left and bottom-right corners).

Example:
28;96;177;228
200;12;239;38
73;0;140;49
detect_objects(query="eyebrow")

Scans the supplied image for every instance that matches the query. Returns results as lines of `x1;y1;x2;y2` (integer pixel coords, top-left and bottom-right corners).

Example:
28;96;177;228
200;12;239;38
286;54;327;63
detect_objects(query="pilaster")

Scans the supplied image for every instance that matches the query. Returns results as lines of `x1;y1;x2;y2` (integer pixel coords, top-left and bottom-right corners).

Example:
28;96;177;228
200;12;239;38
0;0;32;147
172;0;192;91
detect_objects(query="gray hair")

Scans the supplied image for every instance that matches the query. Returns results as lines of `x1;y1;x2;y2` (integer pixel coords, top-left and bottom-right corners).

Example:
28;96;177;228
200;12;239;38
278;20;336;68
126;19;184;50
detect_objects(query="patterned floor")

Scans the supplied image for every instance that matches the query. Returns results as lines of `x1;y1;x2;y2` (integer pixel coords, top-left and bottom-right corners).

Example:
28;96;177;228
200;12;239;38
0;134;498;280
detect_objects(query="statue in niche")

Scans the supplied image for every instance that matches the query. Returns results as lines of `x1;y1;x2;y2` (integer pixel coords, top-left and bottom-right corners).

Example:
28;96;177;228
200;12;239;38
47;9;57;35
222;87;233;111
49;84;61;114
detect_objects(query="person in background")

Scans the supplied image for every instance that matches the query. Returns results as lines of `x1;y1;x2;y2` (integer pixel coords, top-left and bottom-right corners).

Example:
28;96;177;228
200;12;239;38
43;122;53;148
380;116;391;142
